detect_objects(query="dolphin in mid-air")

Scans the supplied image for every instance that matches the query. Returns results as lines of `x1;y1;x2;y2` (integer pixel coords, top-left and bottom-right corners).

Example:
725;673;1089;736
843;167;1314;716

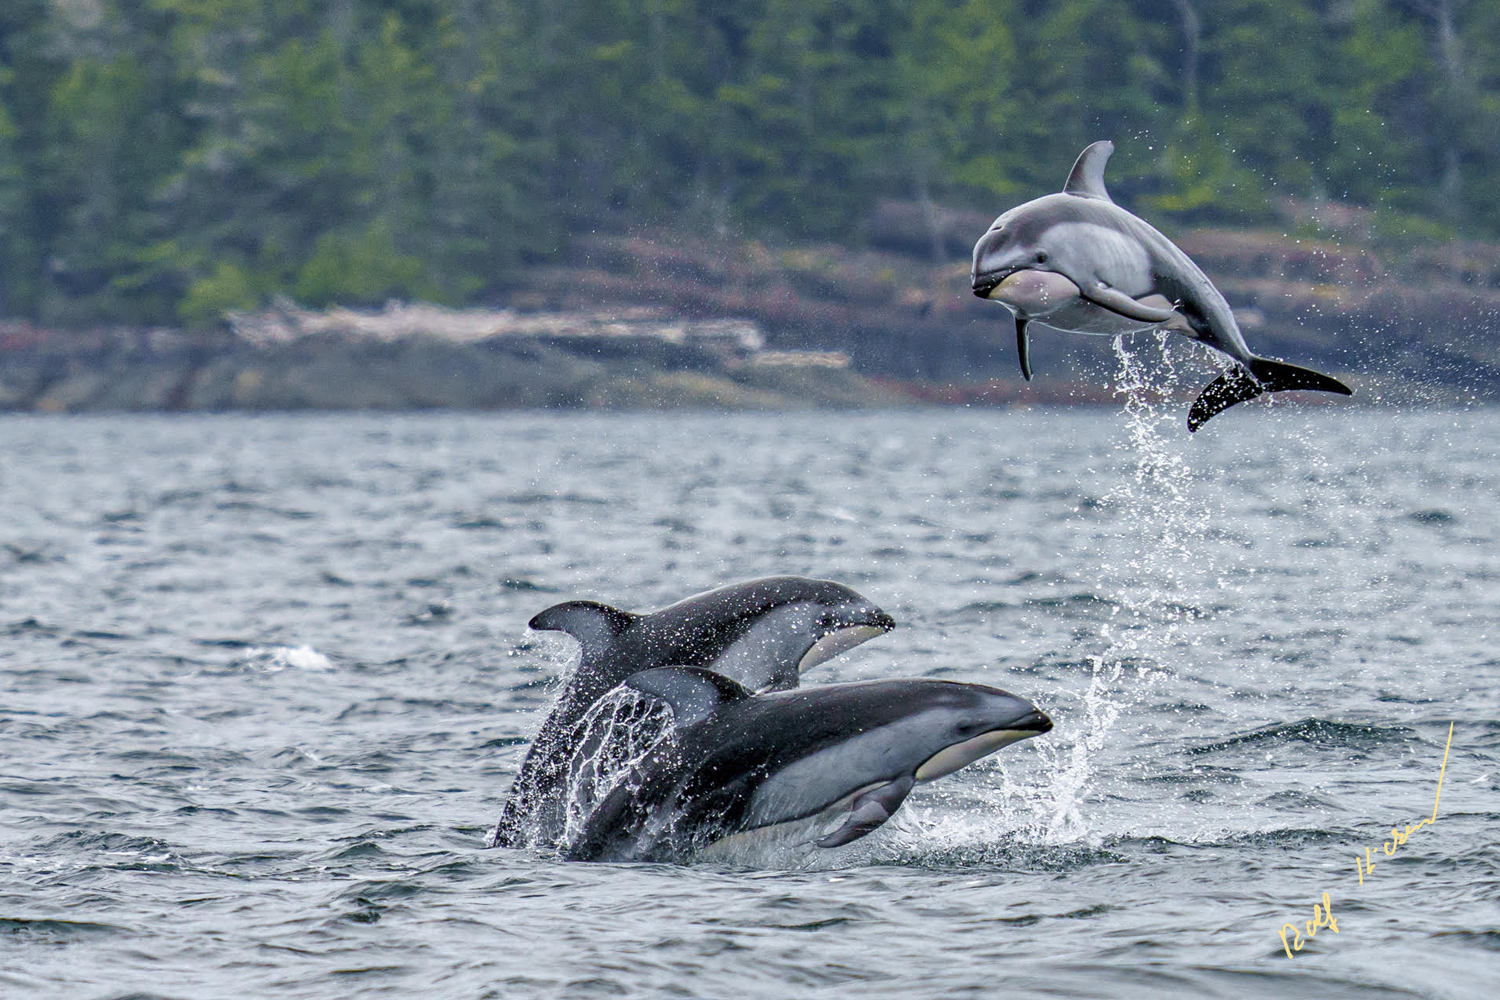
488;577;896;848
563;667;1053;862
971;140;1352;430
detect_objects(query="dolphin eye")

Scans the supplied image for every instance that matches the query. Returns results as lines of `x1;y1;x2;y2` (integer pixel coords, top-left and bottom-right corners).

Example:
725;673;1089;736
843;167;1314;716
1035;251;1048;263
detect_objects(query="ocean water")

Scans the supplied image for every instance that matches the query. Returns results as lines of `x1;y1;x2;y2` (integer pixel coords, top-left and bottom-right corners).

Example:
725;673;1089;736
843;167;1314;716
2;391;1497;997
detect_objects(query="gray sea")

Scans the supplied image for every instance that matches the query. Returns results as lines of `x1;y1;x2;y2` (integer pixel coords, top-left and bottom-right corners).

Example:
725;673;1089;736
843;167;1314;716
3;379;1497;996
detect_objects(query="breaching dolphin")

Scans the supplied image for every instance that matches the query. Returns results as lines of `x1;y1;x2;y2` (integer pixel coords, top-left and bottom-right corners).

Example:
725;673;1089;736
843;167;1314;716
971;140;1352;430
563;667;1053;862
488;577;896;848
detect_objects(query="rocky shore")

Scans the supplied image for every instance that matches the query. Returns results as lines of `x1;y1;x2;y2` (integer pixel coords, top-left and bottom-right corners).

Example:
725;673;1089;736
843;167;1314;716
3;202;1497;413
0;306;910;413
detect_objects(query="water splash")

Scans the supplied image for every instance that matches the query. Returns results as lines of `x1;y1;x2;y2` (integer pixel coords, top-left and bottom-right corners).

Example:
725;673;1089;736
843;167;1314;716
1020;334;1223;843
558;687;675;849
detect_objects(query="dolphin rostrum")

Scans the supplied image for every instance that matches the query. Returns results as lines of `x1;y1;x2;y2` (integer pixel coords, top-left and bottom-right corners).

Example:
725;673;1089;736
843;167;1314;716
563;667;1053;862
971;140;1352;430
488;577;896;848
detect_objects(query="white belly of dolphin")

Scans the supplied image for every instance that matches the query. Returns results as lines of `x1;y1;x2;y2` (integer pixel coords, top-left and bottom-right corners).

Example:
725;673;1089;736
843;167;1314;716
914;729;1037;782
693;784;879;862
800;625;890;672
987;270;1185;337
984;270;1081;316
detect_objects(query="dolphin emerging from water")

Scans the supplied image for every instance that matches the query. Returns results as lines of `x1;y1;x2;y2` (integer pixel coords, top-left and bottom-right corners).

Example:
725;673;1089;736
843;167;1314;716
563;667;1053;862
488;577;896;848
971;140;1352;430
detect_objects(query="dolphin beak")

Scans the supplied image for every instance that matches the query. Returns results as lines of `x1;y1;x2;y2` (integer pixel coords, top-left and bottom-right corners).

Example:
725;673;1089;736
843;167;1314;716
1012;708;1053;734
829;602;896;634
798;605;896;672
971;267;1016;299
913;706;1054;782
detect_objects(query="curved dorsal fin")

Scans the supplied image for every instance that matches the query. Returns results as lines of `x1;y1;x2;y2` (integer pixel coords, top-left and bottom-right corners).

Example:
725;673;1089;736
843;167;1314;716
625;666;751;726
529;600;638;664
1063;140;1115;201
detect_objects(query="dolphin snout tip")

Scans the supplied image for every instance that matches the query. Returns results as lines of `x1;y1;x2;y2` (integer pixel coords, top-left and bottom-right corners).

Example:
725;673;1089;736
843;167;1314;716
1016;708;1053;735
971;271;1004;299
845;605;896;633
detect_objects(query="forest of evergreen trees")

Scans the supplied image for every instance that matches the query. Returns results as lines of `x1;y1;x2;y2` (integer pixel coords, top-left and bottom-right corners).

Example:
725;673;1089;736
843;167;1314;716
1;0;1496;328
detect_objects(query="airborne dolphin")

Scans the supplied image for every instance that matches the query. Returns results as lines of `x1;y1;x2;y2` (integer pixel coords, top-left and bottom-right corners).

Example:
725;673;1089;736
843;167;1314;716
971;141;1353;430
563;667;1053;863
489;577;896;848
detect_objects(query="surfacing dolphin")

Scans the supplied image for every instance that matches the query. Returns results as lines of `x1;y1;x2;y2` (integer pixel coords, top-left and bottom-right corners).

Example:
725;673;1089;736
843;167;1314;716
971;140;1352;430
489;577;896;848
564;667;1053;863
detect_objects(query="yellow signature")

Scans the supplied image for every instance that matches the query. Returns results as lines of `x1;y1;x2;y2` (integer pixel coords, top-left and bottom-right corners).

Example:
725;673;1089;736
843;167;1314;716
1277;721;1454;958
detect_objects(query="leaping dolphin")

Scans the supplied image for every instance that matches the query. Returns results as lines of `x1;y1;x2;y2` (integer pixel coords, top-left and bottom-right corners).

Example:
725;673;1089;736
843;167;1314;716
564;667;1053;863
489;577;896;848
971;140;1353;430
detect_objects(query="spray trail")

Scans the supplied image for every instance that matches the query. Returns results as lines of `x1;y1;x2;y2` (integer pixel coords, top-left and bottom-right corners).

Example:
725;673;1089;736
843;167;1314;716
1025;334;1221;843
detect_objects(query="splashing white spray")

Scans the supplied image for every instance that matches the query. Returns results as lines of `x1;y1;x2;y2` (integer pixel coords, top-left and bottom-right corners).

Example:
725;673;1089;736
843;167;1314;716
558;688;675;848
1023;334;1223;843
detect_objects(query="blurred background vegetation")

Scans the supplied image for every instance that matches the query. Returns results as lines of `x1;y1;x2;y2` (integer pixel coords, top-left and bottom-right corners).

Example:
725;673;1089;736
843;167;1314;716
1;0;1495;328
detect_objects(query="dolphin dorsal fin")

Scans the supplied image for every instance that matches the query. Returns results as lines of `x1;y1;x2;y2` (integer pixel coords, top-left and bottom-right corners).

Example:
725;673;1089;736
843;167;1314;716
529;600;638;664
1062;140;1115;201
625;666;752;726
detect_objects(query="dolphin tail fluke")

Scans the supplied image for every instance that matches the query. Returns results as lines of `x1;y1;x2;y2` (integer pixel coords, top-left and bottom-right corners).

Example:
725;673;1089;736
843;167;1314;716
1187;358;1352;431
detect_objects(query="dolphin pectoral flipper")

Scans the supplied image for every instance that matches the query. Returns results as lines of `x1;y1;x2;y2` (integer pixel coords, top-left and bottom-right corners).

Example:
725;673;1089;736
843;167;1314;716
1080;282;1178;324
1187;357;1354;431
1016;317;1033;381
815;776;915;848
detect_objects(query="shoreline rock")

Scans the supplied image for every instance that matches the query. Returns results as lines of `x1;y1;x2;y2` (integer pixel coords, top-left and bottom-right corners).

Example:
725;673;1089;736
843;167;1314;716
3;215;1495;413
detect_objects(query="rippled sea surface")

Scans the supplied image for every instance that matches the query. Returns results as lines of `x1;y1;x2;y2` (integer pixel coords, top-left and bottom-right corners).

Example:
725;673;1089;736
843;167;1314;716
3;397;1498;998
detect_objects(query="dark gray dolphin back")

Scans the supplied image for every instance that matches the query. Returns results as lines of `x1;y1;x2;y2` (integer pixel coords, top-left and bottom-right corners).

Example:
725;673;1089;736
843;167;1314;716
565;671;1052;862
489;577;894;849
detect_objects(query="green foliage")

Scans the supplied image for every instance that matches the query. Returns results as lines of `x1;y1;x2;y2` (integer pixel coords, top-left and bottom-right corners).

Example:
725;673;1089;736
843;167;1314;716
1;0;1499;325
294;222;436;307
180;262;259;327
1142;115;1265;222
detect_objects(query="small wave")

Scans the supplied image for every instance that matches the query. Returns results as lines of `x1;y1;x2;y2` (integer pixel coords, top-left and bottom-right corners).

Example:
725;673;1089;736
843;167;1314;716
1431;929;1500;952
0;918;129;941
236;644;335;671
1024;591;1121;610
501;492;610;506
403;603;453;626
499;577;554;592
1188;718;1415;756
942;600;1016;621
319;841;389;862
454;516;509;530
5;617;58;637
214;499;316;519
